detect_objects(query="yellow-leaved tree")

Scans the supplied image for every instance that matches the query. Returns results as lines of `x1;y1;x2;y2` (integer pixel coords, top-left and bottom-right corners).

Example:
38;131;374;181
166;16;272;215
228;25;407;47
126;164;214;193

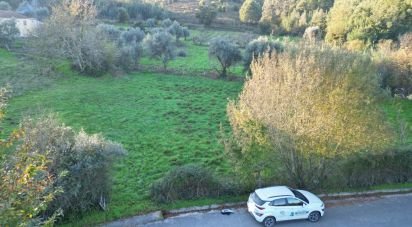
225;44;394;188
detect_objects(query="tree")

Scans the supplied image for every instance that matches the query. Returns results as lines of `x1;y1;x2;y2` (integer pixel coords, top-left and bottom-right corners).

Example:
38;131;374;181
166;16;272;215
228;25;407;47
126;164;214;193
143;30;176;70
0;1;11;10
259;0;334;35
196;5;217;26
326;0;412;45
209;37;242;78
0;20;19;50
167;21;185;42
243;37;283;70
35;0;117;76
239;0;263;24
182;27;190;40
117;7;129;23
226;44;394;188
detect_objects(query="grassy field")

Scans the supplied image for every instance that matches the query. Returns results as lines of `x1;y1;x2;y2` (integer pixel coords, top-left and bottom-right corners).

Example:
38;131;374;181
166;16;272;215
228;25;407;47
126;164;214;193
2;65;242;224
140;36;245;77
1;26;412;225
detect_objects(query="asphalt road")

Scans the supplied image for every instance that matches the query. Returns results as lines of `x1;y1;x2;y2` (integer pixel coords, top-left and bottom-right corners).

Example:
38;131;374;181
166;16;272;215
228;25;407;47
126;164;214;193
144;193;412;227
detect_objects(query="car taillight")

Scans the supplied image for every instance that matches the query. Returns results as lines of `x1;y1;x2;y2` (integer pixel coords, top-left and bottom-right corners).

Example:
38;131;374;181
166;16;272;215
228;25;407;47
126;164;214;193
255;205;265;210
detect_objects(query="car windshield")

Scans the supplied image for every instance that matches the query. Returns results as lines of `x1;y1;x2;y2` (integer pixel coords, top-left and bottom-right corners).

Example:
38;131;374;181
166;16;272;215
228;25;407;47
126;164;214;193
252;192;266;206
291;189;309;204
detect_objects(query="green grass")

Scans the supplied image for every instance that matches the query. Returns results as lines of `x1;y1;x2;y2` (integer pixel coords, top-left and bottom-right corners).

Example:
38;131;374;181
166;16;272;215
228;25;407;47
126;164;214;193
381;99;412;145
2;71;243;225
0;48;56;96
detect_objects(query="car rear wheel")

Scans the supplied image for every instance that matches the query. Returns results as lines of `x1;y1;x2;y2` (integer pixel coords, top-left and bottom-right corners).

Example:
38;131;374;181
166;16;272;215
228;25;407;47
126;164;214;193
308;211;321;222
263;216;276;227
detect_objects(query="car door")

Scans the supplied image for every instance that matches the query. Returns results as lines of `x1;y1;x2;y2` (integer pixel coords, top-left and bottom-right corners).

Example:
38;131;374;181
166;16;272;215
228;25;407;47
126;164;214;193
286;197;309;220
266;198;289;221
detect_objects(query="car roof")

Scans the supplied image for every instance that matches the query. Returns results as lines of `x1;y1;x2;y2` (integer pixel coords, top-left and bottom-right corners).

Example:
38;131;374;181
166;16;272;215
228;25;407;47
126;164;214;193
255;186;294;201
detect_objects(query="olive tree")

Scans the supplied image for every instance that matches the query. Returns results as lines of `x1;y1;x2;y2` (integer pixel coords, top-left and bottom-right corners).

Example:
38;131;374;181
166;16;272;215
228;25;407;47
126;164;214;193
143;30;176;70
243;37;282;70
226;44;394;188
209;37;242;78
20;114;126;216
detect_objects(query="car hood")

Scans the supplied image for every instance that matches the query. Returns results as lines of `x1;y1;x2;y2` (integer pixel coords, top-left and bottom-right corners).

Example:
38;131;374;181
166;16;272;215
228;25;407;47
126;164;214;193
298;190;323;205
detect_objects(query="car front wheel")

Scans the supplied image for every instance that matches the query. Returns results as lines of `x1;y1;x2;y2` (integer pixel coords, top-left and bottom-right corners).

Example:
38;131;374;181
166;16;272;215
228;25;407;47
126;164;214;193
263;216;276;227
308;211;321;222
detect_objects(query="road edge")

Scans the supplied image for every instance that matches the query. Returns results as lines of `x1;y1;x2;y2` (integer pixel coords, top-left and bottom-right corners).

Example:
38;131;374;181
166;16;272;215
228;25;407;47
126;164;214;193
102;187;412;226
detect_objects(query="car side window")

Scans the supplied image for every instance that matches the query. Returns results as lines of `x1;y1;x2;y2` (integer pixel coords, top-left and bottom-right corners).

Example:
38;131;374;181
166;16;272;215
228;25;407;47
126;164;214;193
270;198;287;206
287;197;304;206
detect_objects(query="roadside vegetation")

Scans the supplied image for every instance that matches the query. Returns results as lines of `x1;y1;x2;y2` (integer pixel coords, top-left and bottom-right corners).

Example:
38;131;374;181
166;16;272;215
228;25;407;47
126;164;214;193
0;0;411;226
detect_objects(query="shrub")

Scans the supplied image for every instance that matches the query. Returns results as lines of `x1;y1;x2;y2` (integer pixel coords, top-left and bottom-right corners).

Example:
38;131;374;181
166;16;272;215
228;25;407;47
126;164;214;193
177;49;187;57
143;30;176;69
0;19;19;50
21;114;126;216
196;5;217;26
209;37;242;78
150;165;221;203
399;32;412;50
341;147;412;188
0;1;11;10
117;7;129;23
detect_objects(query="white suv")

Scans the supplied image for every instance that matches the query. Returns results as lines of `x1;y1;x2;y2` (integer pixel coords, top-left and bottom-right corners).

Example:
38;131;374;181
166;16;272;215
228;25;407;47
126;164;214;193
247;186;325;227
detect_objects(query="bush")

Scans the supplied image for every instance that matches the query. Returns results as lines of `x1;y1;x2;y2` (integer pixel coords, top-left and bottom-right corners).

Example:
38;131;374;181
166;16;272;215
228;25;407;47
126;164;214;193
21;114;126;216
150;165;222;203
341;147;412;188
0;19;19;50
177;49;187;57
0;1;11;10
209;37;242;77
